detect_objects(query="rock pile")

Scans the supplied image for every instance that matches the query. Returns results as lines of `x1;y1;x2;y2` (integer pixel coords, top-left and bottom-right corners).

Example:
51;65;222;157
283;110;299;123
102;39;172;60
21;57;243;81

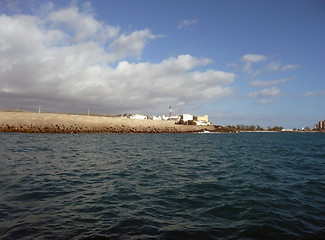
0;123;180;133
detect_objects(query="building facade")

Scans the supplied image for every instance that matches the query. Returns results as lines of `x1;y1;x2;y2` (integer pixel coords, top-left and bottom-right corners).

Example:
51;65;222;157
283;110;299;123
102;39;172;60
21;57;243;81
182;114;194;122
314;120;325;131
197;115;209;122
130;114;147;120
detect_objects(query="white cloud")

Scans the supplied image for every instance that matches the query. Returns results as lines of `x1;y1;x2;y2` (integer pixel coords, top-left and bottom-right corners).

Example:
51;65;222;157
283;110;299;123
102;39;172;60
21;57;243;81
158;54;213;73
31;2;55;16
109;29;161;60
255;99;273;105
226;62;237;68
248;87;281;98
267;62;299;72
241;54;267;76
0;6;235;114
242;62;261;77
3;0;21;12
47;6;120;42
177;19;199;29
266;61;281;71
107;56;235;104
302;90;325;97
251;78;290;87
281;64;299;71
243;62;252;74
241;54;267;63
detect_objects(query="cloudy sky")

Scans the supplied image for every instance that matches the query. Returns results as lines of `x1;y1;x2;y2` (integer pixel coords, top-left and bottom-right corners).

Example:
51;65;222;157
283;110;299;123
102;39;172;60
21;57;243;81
0;0;324;128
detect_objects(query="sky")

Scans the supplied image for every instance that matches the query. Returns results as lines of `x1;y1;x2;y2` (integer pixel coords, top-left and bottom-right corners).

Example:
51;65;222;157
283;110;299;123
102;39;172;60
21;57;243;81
0;0;324;128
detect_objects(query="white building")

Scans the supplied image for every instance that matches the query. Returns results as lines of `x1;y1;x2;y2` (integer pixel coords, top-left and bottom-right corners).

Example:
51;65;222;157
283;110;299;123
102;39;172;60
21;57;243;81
162;115;180;122
130;114;147;120
182;114;193;122
170;115;181;122
281;129;294;132
152;116;162;120
195;121;209;126
195;115;212;125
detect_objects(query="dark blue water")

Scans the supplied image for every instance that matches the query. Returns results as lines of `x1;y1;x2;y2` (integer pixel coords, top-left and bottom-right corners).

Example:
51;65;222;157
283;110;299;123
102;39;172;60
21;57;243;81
0;132;324;239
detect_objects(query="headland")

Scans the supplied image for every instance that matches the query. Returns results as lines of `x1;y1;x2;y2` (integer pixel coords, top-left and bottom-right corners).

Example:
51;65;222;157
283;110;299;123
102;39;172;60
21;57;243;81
0;111;215;133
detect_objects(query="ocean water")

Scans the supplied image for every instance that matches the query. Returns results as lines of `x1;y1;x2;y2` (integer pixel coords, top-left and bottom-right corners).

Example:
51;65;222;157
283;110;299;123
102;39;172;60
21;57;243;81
0;132;324;240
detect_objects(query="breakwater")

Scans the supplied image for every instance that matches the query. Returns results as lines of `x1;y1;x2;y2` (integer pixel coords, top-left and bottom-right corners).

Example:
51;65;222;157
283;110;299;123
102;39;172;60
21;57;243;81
0;111;215;133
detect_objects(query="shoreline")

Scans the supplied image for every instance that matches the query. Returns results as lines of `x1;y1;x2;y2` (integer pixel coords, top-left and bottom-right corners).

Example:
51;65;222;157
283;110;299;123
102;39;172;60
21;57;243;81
1;111;322;134
0;111;215;133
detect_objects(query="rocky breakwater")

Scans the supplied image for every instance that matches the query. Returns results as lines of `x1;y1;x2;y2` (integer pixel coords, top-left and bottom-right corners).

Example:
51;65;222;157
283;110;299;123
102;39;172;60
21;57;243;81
0;111;214;133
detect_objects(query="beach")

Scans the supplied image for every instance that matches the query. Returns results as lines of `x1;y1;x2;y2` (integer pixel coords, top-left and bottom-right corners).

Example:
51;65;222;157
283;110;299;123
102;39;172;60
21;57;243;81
0;111;215;133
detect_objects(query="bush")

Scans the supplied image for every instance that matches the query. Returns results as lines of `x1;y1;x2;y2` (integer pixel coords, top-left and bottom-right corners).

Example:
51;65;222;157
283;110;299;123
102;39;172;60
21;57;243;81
185;120;196;125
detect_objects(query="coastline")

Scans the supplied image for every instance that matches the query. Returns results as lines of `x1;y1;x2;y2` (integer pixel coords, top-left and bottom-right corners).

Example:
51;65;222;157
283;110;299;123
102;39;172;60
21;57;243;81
0;111;215;133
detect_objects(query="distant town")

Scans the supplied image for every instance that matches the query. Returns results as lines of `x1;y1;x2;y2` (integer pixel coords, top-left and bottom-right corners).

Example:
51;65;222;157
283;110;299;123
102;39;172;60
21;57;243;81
124;113;212;126
121;106;325;132
123;110;325;132
121;105;212;126
314;120;325;132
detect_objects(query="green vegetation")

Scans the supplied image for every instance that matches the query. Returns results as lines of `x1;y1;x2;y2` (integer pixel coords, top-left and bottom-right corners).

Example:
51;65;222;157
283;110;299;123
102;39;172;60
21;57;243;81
185;120;197;125
236;124;265;131
0;108;27;112
213;124;284;133
177;119;184;125
304;126;311;131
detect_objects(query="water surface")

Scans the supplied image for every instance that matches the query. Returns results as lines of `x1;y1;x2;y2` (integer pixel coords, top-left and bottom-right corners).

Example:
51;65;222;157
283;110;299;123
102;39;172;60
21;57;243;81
0;132;324;239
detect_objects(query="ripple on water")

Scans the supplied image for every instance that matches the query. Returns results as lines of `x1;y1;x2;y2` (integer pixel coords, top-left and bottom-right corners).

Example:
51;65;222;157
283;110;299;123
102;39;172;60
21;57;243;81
0;132;325;239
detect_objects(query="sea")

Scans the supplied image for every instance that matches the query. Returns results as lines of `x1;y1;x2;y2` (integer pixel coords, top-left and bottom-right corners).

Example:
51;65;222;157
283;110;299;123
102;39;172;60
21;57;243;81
0;132;324;240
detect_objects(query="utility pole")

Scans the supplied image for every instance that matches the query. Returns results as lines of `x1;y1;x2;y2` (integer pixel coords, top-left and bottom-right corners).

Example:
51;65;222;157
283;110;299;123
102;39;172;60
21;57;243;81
39;105;41;114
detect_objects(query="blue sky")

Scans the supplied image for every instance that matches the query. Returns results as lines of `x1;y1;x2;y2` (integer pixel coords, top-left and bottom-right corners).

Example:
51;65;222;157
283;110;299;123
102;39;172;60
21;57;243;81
0;0;324;128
